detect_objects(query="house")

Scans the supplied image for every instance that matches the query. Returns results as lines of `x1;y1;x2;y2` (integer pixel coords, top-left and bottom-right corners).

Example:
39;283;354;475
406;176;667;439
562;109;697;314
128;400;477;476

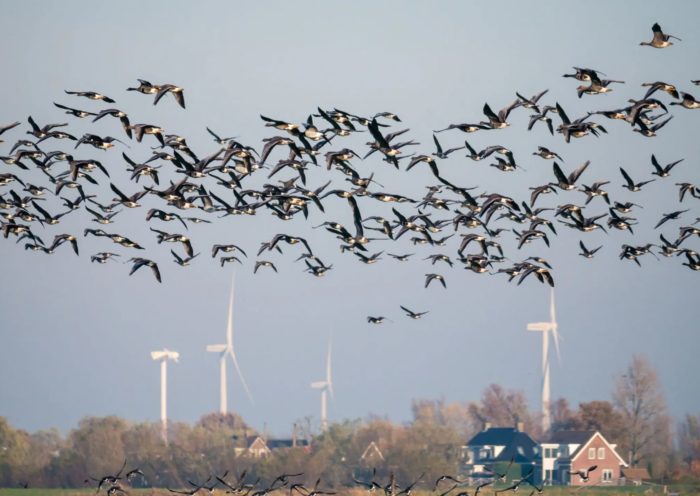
536;431;627;486
360;441;385;466
620;467;650;486
234;436;271;458
462;424;538;481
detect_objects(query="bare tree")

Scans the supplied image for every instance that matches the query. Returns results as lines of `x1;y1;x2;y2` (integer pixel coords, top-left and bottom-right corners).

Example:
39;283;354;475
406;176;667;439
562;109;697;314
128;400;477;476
613;355;672;473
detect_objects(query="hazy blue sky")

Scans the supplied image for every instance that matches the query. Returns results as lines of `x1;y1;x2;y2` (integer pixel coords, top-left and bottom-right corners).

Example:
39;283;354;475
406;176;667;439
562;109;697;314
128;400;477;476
1;1;698;437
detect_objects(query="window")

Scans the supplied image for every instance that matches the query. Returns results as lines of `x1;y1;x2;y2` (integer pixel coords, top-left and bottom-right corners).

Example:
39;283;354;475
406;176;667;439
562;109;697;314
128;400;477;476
552;448;558;458
602;469;613;482
588;447;596;459
598;447;605;459
544;448;551;458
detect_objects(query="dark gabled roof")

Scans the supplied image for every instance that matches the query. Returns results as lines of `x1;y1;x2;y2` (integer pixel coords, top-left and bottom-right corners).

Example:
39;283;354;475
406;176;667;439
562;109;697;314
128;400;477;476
545;430;595;445
468;427;521;447
467;427;538;463
497;436;538;463
266;438;309;449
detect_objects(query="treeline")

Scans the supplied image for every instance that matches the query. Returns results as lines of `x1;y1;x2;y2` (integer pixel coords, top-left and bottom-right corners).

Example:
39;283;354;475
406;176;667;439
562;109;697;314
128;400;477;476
1;355;699;489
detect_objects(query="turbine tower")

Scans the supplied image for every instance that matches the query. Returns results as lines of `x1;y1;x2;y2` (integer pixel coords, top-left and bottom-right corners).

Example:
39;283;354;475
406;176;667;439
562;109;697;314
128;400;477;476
150;349;179;442
527;288;560;434
311;340;333;432
206;273;253;415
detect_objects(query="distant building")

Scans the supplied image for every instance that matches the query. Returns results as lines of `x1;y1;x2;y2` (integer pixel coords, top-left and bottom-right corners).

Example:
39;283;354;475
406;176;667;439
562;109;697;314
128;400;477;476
234;436;271;458
462;424;538;481
360;441;385;466
536;431;627;486
266;438;310;450
234;435;311;458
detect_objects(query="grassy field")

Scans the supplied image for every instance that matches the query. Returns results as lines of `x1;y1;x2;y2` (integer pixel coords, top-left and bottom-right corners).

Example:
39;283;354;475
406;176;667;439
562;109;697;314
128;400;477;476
1;487;699;496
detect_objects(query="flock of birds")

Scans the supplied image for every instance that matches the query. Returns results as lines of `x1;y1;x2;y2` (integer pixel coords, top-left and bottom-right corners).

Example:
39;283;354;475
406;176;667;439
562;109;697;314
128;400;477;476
81;459;602;495
1;22;699;323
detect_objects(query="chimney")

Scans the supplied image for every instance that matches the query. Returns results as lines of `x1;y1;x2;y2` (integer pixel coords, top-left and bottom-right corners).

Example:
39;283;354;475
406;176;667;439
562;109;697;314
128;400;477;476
516;421;524;432
484;421;492;431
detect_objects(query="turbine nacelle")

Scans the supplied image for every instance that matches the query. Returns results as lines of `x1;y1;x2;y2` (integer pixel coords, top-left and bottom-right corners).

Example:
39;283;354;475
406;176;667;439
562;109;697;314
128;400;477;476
151;350;179;362
311;381;329;389
206;344;228;353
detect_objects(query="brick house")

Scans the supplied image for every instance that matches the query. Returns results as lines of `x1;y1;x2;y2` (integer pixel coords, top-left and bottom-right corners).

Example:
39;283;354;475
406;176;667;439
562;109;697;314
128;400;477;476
536;431;627;486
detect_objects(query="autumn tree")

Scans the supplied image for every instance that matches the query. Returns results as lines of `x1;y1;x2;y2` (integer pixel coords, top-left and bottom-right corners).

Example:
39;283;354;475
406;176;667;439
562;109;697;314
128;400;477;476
678;414;700;475
613;355;672;475
467;384;538;437
0;417;31;487
390;411;460;486
577;401;625;441
549;398;580;433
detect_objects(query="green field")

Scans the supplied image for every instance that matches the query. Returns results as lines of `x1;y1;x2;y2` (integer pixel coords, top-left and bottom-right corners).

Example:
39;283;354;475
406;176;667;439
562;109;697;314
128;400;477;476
1;487;700;496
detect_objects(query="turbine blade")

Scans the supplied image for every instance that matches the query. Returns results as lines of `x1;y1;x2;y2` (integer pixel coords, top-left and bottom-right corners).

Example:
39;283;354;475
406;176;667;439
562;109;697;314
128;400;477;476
550;289;561;364
226;272;234;349
327;340;334;400
229;348;254;406
549;288;556;324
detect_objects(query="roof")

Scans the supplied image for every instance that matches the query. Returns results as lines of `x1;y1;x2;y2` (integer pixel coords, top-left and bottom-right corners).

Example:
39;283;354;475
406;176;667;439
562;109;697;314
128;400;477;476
547;431;628;467
545;430;596;445
266;438;310;449
360;441;385;462
248;436;269;449
468;427;524;447
467;427;538;463
621;468;650;480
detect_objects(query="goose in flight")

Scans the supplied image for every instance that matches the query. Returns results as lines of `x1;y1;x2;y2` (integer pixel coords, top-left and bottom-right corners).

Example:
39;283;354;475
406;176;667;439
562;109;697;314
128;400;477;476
400;305;429;319
550;161;589;191
127;79;160;94
620;167;655;192
367;316;388;324
65;90;115;103
569;465;597;482
651;154;683;177
154;83;186;109
670;92;700;109
481;100;520;129
640;23;680;48
128;258;161;282
579;241;602;259
655;210;689;229
425;273;446;289
254;260;277;274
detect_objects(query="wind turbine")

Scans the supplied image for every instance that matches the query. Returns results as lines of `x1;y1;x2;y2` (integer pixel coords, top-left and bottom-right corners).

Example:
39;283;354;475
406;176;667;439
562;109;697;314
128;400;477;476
310;340;333;432
150;348;179;442
206;273;253;415
526;288;561;434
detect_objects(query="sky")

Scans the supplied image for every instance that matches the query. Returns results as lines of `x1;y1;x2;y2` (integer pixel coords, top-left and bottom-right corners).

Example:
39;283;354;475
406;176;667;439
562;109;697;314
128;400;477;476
0;1;699;438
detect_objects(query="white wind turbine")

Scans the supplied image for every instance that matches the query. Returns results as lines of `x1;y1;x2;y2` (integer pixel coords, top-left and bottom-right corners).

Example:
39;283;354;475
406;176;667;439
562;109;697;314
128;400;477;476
150;348;179;441
526;288;561;434
206;273;253;415
310;340;333;432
